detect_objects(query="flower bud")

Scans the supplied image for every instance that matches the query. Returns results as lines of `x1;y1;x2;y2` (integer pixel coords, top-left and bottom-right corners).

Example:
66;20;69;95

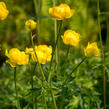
25;19;37;30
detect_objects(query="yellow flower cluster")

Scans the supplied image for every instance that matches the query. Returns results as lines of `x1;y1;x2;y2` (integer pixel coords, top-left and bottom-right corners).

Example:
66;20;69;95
5;45;52;67
25;19;37;30
49;4;100;57
61;30;100;57
26;45;52;64
49;4;75;20
61;30;80;46
0;2;9;20
84;42;100;57
4;2;101;69
5;48;29;67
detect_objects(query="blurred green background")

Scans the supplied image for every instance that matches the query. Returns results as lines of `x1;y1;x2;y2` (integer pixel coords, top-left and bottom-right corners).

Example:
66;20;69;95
0;0;109;109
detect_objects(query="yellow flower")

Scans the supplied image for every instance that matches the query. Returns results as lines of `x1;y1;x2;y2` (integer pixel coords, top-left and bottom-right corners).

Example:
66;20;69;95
31;45;52;64
25;48;33;54
49;4;75;20
84;42;100;57
25;19;37;30
0;2;9;20
5;48;29;67
61;30;80;46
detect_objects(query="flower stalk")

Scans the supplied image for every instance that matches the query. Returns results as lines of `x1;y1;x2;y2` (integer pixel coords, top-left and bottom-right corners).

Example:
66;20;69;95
47;21;62;109
53;0;60;74
33;0;41;44
66;45;70;59
64;57;87;84
14;67;21;109
49;20;63;72
42;87;48;109
48;2;59;106
29;61;37;109
30;32;49;108
50;88;57;109
97;0;106;109
30;32;46;81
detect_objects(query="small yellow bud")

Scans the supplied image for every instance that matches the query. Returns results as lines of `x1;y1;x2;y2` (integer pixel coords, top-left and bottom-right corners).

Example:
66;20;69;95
0;2;9;20
49;4;75;20
25;19;37;30
84;42;100;57
5;48;29;67
61;30;80;46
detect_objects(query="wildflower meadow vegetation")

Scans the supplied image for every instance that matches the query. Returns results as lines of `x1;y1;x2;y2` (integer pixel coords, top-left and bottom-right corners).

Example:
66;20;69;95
0;0;109;109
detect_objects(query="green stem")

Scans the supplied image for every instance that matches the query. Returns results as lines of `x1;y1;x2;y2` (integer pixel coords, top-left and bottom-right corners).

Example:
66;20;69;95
57;34;60;74
106;15;109;49
29;62;34;109
30;62;37;109
48;73;57;109
48;20;62;83
64;57;86;84
14;67;21;109
42;88;48;109
48;71;52;83
48;6;59;107
53;0;60;74
48;20;62;109
47;21;62;109
54;22;57;44
33;0;41;44
30;32;48;108
54;20;59;73
49;20;62;72
32;63;37;109
30;32;46;81
48;21;62;81
33;0;37;14
97;0;106;109
63;45;70;78
66;45;70;59
50;86;57;109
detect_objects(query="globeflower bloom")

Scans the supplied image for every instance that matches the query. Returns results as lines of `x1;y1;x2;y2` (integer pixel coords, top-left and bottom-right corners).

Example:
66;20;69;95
5;48;29;67
0;2;9;20
25;19;37;30
49;4;75;20
84;42;100;57
61;30;80;46
28;45;52;64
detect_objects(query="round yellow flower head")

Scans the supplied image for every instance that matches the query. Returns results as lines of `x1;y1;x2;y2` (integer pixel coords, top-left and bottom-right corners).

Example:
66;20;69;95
0;2;9;20
5;48;29;67
49;4;75;20
84;42;100;57
25;19;37;30
31;45;52;64
61;30;80;46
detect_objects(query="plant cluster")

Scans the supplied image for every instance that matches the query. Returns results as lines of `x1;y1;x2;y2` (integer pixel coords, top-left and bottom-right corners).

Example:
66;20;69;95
0;0;108;109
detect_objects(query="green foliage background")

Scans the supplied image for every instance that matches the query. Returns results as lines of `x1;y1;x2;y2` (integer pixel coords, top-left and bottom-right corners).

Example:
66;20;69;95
0;0;109;109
